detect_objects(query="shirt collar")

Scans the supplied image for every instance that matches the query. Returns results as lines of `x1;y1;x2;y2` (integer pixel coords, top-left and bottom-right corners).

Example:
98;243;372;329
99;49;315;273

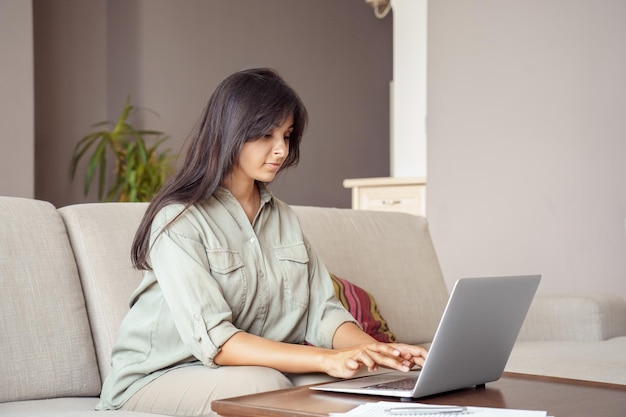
215;182;276;208
258;183;276;207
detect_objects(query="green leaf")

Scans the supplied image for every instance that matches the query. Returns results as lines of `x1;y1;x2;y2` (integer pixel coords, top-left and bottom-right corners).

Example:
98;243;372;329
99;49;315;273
85;139;108;196
136;129;164;136
97;149;107;200
91;120;113;129
70;132;106;178
136;138;148;163
113;99;134;136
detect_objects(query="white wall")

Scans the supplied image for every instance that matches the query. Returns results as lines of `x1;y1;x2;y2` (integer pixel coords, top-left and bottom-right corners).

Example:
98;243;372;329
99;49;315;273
0;0;34;198
390;0;427;177
425;0;626;299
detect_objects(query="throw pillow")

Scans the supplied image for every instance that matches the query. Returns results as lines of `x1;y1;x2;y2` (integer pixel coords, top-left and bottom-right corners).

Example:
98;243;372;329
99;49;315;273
330;273;396;343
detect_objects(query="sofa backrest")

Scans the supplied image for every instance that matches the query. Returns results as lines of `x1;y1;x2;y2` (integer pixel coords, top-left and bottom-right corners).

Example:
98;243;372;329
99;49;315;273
59;202;449;384
292;206;449;344
59;202;148;382
0;197;101;403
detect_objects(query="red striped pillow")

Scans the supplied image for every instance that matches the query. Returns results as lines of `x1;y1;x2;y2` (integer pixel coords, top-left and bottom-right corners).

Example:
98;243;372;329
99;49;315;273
330;273;396;343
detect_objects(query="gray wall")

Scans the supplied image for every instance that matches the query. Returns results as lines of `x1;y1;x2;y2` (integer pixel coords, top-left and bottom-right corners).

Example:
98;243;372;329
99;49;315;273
34;0;108;204
427;0;626;299
0;0;34;198
33;0;393;208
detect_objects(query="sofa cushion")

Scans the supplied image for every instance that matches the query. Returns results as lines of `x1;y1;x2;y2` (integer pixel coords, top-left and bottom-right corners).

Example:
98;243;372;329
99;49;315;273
519;293;626;342
293;206;449;344
507;337;626;385
59;202;149;382
0;197;101;402
330;273;396;342
0;396;160;416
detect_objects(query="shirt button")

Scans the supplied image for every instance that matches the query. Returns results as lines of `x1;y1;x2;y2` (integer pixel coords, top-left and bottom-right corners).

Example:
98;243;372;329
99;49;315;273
249;237;256;243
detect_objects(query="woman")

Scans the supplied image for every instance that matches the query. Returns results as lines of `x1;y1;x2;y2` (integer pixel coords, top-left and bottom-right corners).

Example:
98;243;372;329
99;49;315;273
97;68;427;416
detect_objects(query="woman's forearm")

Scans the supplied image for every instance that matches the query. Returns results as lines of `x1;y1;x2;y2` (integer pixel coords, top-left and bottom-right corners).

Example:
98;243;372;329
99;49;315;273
332;322;377;349
213;331;329;373
214;325;427;378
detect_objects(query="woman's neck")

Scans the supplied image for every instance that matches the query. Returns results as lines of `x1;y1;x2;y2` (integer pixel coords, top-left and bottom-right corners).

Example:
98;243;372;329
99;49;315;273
223;178;260;223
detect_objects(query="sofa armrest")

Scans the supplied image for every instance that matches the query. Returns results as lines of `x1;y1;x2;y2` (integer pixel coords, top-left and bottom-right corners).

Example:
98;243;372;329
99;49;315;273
517;293;626;342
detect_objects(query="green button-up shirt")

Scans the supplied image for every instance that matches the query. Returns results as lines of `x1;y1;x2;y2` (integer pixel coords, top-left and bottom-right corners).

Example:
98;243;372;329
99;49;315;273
97;185;355;410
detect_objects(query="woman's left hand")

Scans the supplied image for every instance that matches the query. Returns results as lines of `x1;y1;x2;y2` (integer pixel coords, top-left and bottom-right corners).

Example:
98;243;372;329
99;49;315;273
353;342;427;373
331;322;428;375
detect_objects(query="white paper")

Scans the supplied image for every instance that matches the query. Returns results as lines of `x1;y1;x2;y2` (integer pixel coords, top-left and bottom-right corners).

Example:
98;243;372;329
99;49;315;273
329;401;547;417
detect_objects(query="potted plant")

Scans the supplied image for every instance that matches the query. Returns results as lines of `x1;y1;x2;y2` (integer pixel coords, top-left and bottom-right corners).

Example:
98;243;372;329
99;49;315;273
70;98;175;202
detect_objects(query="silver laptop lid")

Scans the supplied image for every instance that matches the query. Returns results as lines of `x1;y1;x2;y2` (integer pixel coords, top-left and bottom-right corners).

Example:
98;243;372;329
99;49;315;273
412;274;541;398
310;275;541;398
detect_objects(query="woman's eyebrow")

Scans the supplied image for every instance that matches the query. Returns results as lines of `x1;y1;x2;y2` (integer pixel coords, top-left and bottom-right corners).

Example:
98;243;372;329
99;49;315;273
278;124;294;132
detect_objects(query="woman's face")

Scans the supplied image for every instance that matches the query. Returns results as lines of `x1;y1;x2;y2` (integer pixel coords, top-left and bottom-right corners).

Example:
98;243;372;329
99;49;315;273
230;114;294;187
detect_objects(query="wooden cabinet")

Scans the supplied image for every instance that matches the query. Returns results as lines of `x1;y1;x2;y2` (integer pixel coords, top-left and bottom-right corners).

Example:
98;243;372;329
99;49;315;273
342;177;426;216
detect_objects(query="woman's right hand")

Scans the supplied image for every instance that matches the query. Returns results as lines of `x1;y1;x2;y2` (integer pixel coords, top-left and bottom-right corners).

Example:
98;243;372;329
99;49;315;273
321;342;427;379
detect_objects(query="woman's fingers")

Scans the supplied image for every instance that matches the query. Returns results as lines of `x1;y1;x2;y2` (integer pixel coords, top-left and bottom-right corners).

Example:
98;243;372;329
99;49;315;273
362;343;428;371
326;343;429;378
350;348;379;371
391;344;428;363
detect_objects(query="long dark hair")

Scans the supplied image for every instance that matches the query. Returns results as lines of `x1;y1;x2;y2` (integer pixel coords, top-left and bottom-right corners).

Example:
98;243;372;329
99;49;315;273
131;68;308;270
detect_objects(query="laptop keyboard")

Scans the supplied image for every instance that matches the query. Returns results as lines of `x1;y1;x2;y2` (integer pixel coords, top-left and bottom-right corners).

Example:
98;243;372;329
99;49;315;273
363;377;417;391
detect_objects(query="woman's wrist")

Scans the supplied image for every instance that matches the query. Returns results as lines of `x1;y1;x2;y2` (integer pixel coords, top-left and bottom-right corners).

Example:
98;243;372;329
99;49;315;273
332;322;377;349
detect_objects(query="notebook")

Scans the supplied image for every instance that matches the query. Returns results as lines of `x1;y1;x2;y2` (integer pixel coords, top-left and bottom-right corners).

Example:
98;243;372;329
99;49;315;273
311;274;541;399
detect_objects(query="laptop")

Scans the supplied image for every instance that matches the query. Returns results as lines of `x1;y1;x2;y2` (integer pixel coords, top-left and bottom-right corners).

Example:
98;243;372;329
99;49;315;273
311;274;541;399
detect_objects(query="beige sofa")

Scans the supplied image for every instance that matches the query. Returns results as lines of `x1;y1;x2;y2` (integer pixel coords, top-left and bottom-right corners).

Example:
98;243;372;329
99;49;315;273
1;196;625;416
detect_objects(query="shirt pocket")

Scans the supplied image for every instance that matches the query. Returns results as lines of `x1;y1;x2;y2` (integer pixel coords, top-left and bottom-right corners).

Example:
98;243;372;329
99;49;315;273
206;249;246;315
275;242;310;308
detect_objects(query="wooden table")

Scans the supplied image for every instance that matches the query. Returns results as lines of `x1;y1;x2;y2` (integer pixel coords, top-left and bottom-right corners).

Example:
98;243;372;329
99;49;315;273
212;372;626;417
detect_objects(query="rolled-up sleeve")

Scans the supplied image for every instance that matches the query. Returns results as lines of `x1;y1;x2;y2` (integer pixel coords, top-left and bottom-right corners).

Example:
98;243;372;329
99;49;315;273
148;212;241;367
303;238;359;348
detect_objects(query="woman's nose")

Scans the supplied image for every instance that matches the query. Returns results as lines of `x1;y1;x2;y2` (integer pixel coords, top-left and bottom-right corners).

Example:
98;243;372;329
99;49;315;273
273;137;288;156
